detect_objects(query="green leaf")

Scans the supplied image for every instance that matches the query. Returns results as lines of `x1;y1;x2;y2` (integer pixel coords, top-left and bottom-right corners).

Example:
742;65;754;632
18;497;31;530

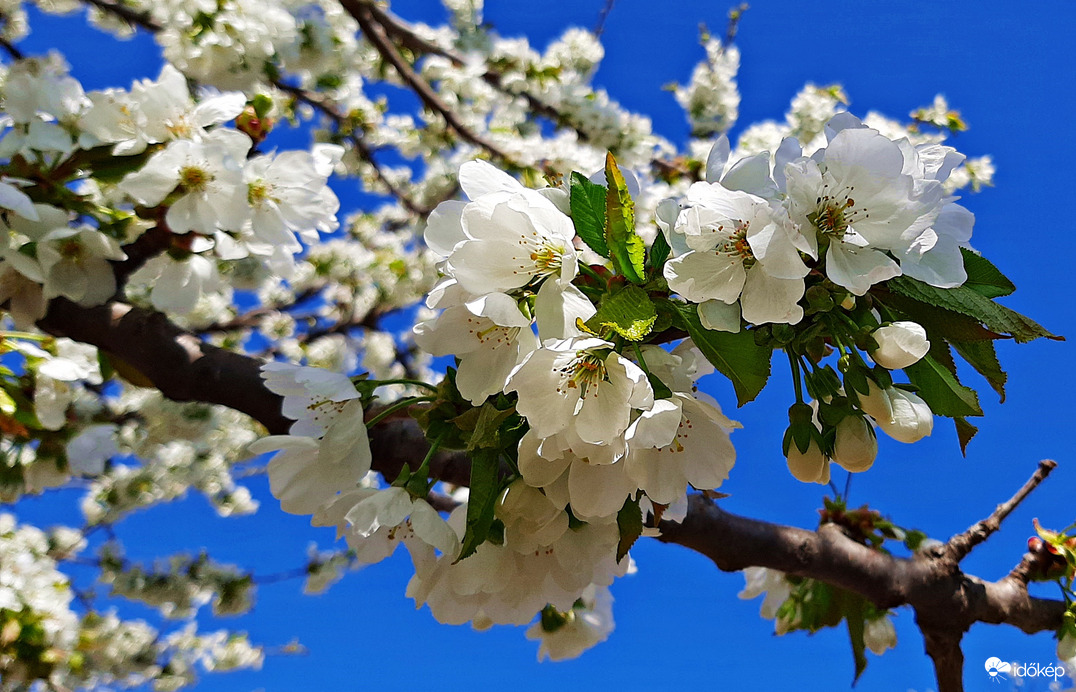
649;231;671;276
456;448;501;562
665;300;772;406
569;172;609;258
954;416;979;456
0;388;14;416
885;275;1061;343
961;248;1015;299
876;292;1001;342
903;347;983;418
74;144;158;185
604;153;646;284
584;285;658;341
465;401;516;451
951;340;1007;402
615;496;642;563
835;590;870;685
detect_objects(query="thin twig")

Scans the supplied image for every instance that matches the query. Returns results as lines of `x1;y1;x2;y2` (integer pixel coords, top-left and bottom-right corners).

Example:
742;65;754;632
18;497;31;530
351;4;513;162
79;0;161;31
946;459;1058;563
722;3;750;48
271;78;431;216
0;35;23;61
593;0;615;37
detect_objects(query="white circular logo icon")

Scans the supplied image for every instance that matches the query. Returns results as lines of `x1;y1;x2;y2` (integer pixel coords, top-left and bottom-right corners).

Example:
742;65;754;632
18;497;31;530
985;657;1011;679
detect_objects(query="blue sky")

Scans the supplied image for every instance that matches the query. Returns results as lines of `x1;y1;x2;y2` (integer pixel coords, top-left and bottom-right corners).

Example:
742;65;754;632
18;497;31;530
12;1;1076;690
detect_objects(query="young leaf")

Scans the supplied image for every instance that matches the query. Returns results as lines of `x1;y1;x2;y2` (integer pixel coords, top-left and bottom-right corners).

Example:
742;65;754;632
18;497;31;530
615;496;642;563
465;401;516;450
569;172;610;258
885;275;1060;343
649;231;672;276
456;448;501;562
665;300;772;406
584;284;658;341
604;153;646;284
961;248;1015;299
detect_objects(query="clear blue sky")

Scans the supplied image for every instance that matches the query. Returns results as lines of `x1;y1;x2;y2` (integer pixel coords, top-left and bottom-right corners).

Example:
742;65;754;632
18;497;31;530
12;2;1076;690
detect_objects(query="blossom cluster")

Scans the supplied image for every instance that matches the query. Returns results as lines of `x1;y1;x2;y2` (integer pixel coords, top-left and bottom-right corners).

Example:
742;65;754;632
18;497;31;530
0;55;341;321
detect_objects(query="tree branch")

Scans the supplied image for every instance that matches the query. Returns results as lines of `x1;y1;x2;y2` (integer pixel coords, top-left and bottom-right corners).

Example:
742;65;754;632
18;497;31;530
946;458;1057;563
348;2;513;162
32;296;1070;652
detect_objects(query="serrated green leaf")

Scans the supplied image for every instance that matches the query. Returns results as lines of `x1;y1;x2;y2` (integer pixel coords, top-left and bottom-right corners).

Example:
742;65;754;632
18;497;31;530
649;231;671;276
876;292;1001;342
615;496;642;563
961;248;1015;299
951;340;1007;402
604;153;646;284
886;275;1060;343
569;172;609;258
665;300;772;406
954;416;979;456
903;347;983;418
584;285;658;341
456;448;501;562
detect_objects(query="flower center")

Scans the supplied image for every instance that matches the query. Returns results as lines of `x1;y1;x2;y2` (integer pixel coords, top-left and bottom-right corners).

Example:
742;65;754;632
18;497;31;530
562;351;607;397
808;184;869;240
58;239;83;261
179;165;212;193
714;219;755;268
247;180;274;206
529;244;563;276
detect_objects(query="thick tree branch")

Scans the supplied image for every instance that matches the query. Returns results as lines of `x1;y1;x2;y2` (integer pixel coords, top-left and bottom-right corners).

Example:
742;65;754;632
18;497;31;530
36;249;1066;692
946;459;1057;563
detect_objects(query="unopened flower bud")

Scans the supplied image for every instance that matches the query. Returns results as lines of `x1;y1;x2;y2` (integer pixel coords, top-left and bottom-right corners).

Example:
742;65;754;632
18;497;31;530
859;381;933;443
1059;631;1076;661
832;415;877;472
863;616;897;655
785;436;829;484
870;321;930;370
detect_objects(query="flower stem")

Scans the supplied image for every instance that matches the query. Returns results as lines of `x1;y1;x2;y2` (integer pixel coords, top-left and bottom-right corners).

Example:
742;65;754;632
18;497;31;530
363;378;440;393
364;396;436;429
787;348;804;404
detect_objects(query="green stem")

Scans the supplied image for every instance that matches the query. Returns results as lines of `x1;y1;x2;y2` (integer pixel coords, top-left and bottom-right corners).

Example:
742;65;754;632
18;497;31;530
787;348;804;404
364;396;436;429
632;342;651;376
1;331;50;342
361;378;440;393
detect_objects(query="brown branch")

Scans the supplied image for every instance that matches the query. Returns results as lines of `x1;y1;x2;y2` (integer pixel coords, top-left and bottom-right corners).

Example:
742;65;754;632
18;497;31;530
270;78;431;216
79;0;161;32
348;2;513;162
0;35;23;61
946;459;1057;563
593;0;616;37
921;627;964;692
34;297;466;484
358;0;596;145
